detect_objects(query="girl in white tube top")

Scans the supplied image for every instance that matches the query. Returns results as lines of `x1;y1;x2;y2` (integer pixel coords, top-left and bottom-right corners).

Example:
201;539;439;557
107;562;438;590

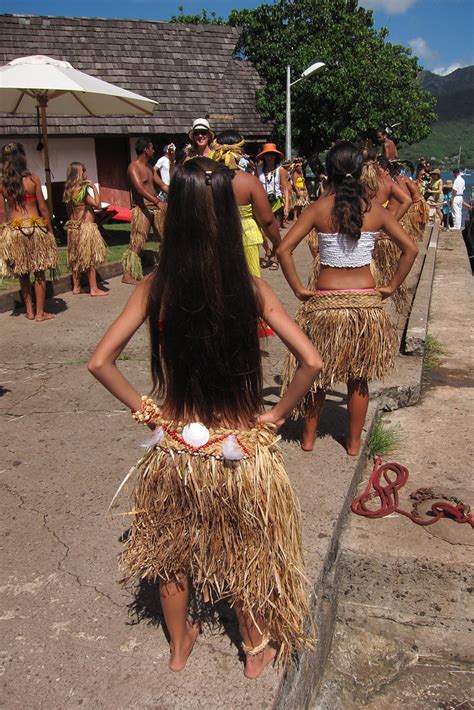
278;141;418;456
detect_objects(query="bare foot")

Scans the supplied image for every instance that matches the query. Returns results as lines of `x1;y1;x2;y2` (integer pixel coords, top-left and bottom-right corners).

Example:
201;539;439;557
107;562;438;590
72;288;82;295
36;312;55;322
345;438;361;456
168;622;200;672
90;289;109;297
301;431;317;452
122;274;141;286
244;643;277;680
25;313;35;320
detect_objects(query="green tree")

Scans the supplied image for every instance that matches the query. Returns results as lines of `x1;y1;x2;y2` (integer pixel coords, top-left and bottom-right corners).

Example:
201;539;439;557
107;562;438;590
171;7;225;24
228;0;437;167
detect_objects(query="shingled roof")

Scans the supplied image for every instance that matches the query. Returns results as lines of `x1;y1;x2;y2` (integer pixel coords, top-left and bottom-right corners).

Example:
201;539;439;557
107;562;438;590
0;14;269;138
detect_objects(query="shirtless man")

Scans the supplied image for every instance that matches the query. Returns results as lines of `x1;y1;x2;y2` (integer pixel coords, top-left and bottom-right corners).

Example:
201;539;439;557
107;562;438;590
122;138;167;285
377;129;398;161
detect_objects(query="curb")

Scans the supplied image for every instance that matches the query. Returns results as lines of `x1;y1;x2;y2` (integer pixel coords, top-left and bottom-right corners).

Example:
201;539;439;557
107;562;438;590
0;251;157;314
404;223;440;354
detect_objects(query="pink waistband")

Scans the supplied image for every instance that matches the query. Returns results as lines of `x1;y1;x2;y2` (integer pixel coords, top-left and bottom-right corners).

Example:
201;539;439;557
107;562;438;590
314;288;377;294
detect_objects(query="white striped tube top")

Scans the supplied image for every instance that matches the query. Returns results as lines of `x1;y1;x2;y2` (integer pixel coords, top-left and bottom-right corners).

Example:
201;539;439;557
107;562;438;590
318;231;377;268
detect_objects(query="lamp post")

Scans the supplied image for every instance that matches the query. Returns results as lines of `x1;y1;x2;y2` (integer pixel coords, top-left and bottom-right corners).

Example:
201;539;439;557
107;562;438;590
286;61;326;160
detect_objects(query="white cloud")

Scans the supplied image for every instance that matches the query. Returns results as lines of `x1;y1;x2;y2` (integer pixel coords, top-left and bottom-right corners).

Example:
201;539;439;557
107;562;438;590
408;37;439;64
432;62;465;76
361;0;418;13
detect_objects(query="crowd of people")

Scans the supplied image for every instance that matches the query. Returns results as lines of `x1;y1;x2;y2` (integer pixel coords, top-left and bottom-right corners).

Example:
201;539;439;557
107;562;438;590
0;120;465;678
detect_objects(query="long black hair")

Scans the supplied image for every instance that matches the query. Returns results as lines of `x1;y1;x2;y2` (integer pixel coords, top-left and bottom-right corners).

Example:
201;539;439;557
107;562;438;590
1;142;30;207
147;157;263;425
326;141;369;239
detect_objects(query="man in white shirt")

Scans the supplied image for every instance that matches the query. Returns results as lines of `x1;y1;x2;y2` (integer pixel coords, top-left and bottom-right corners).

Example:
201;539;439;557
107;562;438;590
154;144;175;200
451;168;466;229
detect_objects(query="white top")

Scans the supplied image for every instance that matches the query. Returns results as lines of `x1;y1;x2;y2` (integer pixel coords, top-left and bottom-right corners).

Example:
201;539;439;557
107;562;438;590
257;167;282;198
155;155;171;186
318;231;377;268
453;175;465;197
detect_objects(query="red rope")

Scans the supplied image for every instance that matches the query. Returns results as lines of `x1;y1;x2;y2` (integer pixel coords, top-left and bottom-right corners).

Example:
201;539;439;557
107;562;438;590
351;457;474;528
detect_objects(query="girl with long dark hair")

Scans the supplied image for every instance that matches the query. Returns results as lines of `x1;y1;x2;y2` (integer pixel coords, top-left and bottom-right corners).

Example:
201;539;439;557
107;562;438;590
63;162;108;296
0;142;58;320
88;158;322;678
278;141;418;455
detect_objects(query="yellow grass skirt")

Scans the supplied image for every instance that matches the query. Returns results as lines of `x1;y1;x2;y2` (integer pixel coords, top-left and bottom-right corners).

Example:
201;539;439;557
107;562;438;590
371;233;409;313
0;218;58;276
281;289;397;417
67;221;107;272
116;417;313;664
122;205;165;280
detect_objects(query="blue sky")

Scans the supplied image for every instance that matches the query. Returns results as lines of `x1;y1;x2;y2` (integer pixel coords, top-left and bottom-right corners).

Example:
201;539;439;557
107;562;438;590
1;0;473;75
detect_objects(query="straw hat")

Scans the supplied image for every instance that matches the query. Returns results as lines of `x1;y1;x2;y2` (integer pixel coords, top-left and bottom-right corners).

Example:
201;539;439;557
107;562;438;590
188;118;215;140
444;179;453;188
430;168;441;176
256;142;283;160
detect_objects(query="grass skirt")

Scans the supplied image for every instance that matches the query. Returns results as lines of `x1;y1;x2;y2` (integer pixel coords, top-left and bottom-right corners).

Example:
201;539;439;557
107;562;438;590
371;234;409;313
400;201;425;244
122;205;165;279
281;290;397;417
0;218;58;276
67;221;107;272
117;418;313;664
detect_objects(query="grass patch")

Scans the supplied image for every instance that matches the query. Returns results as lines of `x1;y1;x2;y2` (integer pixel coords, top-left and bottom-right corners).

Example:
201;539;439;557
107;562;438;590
423;334;447;370
367;420;402;460
0;222;159;292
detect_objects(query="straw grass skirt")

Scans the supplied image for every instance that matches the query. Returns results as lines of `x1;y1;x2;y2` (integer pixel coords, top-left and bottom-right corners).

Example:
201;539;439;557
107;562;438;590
116;418;313;664
371;233;409;313
122;205;165;280
0;218;58;276
400;201;426;244
281;290;397;418
67;221;107;272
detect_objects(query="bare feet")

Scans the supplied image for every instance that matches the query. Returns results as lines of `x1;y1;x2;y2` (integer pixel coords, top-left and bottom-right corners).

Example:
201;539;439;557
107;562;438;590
244;643;277;680
36;312;55;322
25;313;35;320
168;622;200;672
301;427;317;452
122;274;141;286
345;437;361;456
90;289;109;297
72;288;82;295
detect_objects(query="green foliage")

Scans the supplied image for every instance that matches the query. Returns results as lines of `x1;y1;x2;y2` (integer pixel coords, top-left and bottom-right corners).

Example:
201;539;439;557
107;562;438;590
228;0;436;165
399;118;474;167
423;334;446;370
171;7;225;24
367;420;402;460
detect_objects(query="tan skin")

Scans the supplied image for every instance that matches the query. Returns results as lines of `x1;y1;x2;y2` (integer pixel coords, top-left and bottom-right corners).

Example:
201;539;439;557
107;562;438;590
192;130;212;158
375;168;412;220
123;143;167;285
88;276;322;678
429;173;444;222
377;132;398;160
277;192;418;455
1;174;55;321
396;173;423;202
231;169;281;261
69;168;108;297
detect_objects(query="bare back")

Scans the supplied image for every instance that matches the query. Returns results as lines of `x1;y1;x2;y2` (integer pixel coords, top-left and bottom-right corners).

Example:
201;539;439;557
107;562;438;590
1;174;42;220
128;159;155;208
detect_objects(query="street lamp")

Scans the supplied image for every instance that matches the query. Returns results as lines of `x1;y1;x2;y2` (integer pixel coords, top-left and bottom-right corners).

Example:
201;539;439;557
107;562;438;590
286;61;326;160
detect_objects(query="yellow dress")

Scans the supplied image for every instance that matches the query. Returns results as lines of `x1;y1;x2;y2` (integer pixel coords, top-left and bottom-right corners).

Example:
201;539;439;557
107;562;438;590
239;204;263;277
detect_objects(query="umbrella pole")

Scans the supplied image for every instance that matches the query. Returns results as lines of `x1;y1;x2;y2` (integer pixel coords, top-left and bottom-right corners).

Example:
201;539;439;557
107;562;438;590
38;97;53;223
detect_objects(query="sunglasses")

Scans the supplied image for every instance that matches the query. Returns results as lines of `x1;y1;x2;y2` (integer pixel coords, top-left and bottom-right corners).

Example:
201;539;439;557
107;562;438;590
194;130;209;137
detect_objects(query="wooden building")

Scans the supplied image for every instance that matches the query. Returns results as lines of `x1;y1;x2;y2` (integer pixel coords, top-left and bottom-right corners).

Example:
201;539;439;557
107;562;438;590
0;14;270;207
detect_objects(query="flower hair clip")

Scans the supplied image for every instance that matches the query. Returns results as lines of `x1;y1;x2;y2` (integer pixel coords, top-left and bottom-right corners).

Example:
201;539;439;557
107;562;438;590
204;170;213;186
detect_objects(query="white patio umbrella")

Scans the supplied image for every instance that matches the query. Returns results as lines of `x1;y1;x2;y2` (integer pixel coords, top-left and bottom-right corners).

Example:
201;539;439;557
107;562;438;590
0;55;159;218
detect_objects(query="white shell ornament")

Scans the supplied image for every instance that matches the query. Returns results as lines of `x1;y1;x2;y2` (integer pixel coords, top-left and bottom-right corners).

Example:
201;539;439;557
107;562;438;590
222;435;244;461
182;422;210;448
